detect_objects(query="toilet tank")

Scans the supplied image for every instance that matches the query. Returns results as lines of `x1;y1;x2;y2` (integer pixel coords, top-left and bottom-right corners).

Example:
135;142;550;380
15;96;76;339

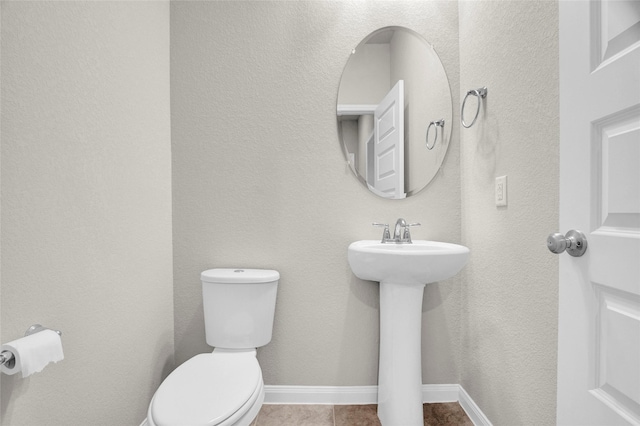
201;268;279;349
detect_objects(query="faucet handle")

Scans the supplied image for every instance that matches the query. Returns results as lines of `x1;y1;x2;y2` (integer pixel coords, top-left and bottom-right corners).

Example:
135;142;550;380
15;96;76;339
372;223;391;243
402;223;421;243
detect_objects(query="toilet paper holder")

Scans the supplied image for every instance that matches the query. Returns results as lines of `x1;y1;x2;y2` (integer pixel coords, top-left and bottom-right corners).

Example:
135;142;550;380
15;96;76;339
0;324;62;367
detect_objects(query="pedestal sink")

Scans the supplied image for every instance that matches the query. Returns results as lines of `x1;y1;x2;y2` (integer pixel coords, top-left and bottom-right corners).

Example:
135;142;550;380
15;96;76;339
348;240;470;426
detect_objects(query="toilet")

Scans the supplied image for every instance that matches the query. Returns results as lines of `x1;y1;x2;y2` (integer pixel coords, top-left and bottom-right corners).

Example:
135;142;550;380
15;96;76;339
145;268;279;426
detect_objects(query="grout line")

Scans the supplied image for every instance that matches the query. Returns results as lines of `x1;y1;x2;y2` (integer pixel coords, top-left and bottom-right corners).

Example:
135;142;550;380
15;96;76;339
332;404;336;426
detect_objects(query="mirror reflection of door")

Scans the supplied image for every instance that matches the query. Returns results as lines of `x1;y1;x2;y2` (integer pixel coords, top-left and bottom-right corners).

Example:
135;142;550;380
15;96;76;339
371;80;405;199
337;26;452;199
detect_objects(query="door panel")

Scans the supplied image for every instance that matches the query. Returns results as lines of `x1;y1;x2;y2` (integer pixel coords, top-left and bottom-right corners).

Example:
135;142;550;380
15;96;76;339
591;0;640;69
373;80;405;199
558;1;640;424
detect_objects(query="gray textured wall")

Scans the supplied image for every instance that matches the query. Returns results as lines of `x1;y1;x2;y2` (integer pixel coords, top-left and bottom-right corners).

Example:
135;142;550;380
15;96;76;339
170;0;462;387
0;2;562;425
1;2;174;424
459;1;559;424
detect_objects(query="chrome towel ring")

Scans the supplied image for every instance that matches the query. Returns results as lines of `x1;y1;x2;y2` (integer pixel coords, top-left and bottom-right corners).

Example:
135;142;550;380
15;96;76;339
461;87;488;128
426;119;445;150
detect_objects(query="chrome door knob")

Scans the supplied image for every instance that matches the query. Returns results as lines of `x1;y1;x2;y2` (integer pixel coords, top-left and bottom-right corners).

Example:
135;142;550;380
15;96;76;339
547;230;588;257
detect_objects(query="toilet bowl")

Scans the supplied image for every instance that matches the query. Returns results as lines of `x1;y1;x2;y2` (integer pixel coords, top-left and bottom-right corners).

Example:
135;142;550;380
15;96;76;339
144;268;279;426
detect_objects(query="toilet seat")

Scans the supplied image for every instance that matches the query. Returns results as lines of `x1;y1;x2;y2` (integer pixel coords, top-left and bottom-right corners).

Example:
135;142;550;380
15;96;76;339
148;350;262;426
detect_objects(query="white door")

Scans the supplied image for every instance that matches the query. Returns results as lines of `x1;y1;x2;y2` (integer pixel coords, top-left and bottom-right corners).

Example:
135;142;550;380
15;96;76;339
557;1;640;425
372;80;405;199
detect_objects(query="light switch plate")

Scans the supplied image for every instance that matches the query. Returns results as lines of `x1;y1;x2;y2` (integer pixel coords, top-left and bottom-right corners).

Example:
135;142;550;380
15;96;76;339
495;175;507;206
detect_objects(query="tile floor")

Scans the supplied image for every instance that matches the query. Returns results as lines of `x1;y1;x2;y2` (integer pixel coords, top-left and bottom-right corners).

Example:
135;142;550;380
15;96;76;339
250;402;474;426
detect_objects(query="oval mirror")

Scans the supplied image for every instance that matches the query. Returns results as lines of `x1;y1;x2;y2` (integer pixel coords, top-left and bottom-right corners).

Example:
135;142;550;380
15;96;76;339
337;26;452;199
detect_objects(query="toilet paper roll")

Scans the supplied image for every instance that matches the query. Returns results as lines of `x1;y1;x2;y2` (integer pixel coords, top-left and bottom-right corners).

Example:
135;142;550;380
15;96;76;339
0;330;64;378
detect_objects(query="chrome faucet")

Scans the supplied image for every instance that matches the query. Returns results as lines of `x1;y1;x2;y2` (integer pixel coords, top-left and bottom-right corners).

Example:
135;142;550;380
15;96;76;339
393;218;407;241
373;218;421;243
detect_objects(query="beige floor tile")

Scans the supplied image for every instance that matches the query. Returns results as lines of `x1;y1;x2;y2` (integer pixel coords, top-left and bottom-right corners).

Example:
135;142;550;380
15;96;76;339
256;404;334;426
334;404;381;426
253;401;472;425
423;402;473;426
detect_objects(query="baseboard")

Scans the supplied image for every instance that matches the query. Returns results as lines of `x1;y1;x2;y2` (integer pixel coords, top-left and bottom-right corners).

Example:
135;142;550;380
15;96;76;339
263;385;379;405
264;384;491;425
458;385;493;426
421;383;460;403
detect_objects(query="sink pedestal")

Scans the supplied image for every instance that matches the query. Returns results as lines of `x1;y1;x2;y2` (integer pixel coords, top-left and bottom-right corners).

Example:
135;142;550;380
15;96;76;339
347;239;470;426
377;281;426;426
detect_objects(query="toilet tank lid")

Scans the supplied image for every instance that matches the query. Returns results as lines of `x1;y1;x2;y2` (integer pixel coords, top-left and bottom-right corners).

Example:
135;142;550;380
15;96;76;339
201;268;279;284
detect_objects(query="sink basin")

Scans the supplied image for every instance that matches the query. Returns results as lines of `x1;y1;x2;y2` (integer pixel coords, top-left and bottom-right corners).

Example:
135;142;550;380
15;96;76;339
348;240;470;285
347;239;469;426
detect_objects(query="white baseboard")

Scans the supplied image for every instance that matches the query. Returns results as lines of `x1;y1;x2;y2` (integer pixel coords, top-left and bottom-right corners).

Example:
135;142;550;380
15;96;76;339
458;385;493;426
264;385;379;405
421;383;460;403
264;384;492;426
